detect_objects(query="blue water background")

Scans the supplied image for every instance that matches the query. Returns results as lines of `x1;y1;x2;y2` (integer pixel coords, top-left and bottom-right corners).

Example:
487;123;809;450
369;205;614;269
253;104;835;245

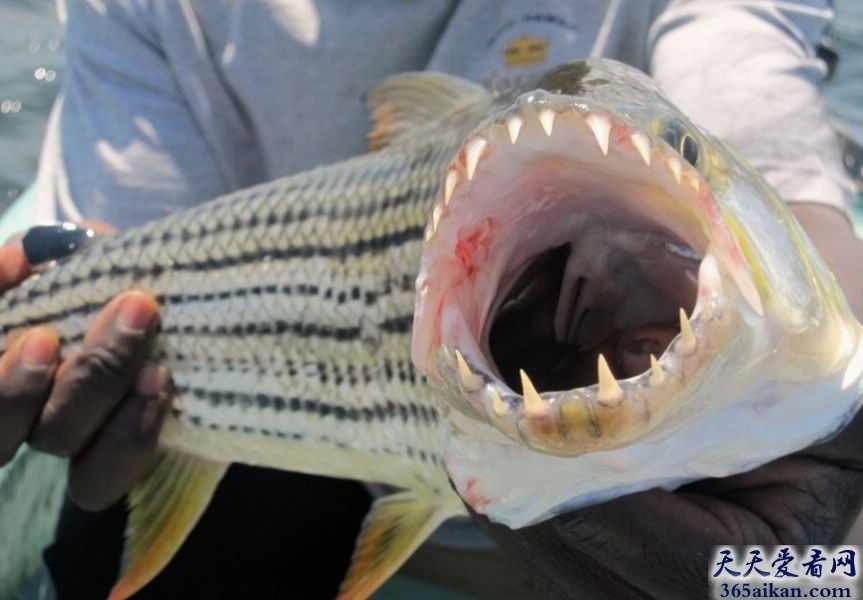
824;0;863;152
0;0;63;214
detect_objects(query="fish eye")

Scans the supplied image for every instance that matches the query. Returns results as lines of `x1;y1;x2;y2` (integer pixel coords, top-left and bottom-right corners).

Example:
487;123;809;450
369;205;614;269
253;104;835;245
680;133;699;166
658;120;700;167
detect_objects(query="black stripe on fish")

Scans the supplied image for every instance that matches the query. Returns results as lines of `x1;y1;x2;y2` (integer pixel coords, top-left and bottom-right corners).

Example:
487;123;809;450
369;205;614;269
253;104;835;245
1;226;424;327
177;387;437;427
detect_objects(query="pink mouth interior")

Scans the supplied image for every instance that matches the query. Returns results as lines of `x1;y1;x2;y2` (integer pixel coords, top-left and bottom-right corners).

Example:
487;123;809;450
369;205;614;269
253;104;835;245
485;214;699;393
415;117;717;396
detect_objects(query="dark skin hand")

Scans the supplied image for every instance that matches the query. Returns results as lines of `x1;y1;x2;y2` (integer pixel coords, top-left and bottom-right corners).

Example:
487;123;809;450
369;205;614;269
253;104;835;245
474;203;863;599
0;232;170;511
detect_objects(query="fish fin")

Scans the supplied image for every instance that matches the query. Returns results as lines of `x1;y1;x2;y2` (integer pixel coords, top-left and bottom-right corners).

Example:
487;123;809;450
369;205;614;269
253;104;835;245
336;490;453;600
107;449;228;600
366;72;491;151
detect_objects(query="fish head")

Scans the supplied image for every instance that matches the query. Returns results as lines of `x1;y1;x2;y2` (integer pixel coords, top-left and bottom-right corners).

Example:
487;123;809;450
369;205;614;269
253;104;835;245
411;59;863;526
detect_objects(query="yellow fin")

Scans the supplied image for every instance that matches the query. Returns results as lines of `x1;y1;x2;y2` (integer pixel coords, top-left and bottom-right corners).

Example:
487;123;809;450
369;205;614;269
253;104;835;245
336;490;454;600
366;72;491;151
107;450;228;600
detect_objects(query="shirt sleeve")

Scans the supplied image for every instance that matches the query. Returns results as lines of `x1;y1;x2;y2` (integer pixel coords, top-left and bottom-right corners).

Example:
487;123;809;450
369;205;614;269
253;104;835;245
648;0;854;211
35;0;260;229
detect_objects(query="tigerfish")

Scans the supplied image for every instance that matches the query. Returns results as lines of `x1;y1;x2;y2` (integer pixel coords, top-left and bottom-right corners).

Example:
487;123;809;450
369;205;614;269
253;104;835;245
1;58;862;600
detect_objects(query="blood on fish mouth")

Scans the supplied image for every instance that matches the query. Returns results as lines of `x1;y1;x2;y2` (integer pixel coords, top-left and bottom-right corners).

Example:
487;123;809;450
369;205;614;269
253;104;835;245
412;89;762;456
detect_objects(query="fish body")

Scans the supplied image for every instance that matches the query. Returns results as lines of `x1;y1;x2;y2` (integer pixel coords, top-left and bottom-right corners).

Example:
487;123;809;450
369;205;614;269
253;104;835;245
0;72;495;600
1;59;862;599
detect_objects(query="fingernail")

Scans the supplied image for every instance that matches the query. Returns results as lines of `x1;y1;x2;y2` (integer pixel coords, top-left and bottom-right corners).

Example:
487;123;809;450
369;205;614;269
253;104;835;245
134;363;169;396
136;364;171;436
140;394;169;437
21;222;98;265
20;329;59;369
117;296;158;334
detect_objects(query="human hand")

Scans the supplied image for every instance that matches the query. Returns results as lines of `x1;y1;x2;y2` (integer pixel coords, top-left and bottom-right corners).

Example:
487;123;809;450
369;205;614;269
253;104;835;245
0;227;170;511
473;204;863;599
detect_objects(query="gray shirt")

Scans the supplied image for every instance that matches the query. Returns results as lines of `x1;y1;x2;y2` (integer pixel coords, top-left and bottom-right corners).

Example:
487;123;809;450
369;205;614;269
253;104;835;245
35;0;852;226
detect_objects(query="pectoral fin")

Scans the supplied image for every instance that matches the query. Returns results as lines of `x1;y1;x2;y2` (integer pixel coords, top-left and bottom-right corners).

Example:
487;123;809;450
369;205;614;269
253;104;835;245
337;491;454;600
107;449;228;600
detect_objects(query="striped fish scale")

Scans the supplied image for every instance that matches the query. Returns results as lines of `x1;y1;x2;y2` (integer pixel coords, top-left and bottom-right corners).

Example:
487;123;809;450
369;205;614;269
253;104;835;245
0;135;462;494
0;71;503;599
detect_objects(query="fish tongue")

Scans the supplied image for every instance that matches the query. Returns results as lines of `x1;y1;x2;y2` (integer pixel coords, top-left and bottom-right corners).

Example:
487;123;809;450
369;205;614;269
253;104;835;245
553;240;616;349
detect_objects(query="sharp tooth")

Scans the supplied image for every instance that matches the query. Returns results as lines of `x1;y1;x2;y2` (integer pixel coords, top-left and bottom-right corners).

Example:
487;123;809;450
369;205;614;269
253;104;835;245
506;115;523;144
631;131;651;165
585;113;611;155
649;354;664;386
519;369;547;417
444;169;458;205
489;386;509;417
667;156;682;184
700;299;713;321
441;345;455;368
677;308;697;354
431;204;443;232
538;109;556;137
731;266;764;317
685;171;701;193
698;253;722;293
464;138;487;181
597;353;623;403
455;349;483;391
698;253;722;320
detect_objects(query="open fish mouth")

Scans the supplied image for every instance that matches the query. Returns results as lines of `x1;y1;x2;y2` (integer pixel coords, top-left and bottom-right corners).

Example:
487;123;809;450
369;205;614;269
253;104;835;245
412;89;764;457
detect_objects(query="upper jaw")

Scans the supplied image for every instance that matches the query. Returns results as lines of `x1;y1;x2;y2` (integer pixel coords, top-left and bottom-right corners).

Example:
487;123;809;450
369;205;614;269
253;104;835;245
412;90;764;456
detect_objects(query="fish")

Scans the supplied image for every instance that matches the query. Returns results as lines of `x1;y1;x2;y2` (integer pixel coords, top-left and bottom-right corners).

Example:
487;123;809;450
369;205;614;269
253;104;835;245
412;60;863;527
1;58;862;600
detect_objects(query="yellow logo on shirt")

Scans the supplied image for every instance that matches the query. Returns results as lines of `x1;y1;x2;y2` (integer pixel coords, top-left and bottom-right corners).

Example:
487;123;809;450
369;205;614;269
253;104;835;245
502;37;550;67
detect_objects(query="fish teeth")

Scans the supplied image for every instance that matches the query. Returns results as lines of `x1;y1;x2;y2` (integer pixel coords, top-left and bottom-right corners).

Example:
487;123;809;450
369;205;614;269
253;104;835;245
441;345;455;369
731;266;764;317
585;113;611;156
519;369;547;417
631;131;651;165
698;253;722;320
597;353;623;403
506;115;523;144
698;253;722;294
538;109;556;137
431;203;443;232
464;138;487;181
649;354;664;386
489;386;509;416
684;171;702;193
667;156;682;184
444;169;458;205
455;349;484;392
677;308;697;355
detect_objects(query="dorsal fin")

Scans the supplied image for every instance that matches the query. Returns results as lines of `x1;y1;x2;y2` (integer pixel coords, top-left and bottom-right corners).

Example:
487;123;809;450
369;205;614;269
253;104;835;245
366;72;491;151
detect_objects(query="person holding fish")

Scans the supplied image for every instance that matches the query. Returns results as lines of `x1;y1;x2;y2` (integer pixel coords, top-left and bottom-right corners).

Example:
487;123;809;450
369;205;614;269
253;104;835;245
2;1;863;599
